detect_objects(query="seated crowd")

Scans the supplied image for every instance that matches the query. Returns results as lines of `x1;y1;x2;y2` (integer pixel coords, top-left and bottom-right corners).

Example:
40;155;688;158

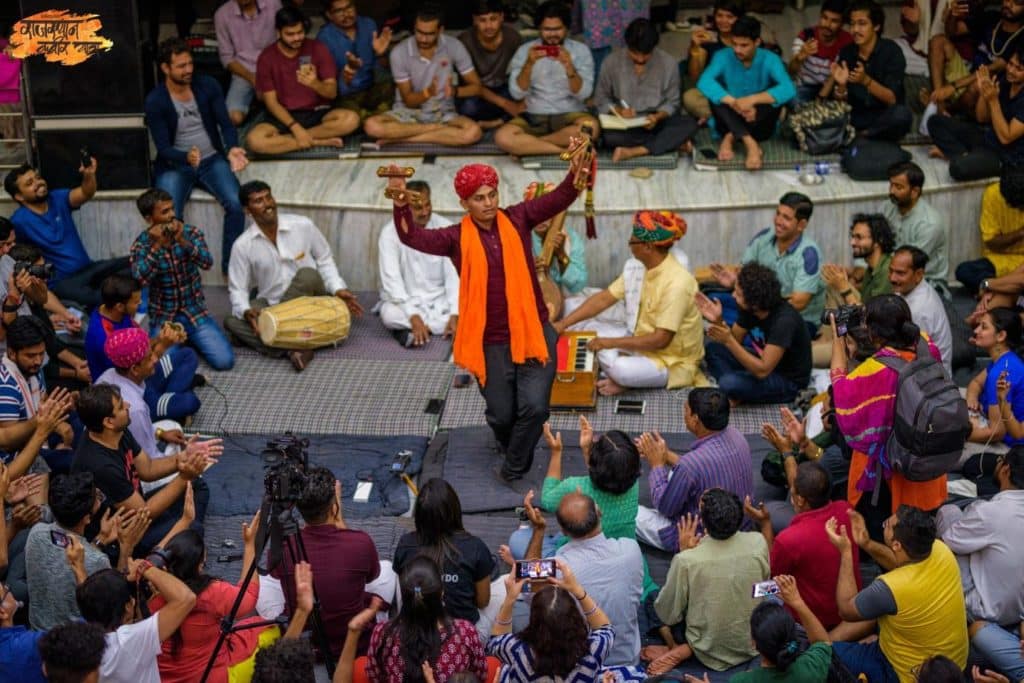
4;0;1024;681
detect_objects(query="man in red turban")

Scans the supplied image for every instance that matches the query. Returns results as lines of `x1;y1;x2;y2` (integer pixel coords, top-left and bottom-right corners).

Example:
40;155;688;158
554;210;709;395
384;157;584;483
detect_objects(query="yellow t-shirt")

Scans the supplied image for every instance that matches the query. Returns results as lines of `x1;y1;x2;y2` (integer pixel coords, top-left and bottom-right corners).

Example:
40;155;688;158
980;182;1024;276
607;253;707;388
878;540;969;683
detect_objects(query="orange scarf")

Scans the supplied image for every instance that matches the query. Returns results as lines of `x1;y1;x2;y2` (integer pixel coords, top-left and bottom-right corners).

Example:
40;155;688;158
456;210;548;386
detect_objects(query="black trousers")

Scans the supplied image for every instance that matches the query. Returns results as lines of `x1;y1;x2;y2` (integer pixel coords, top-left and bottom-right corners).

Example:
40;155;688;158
601;112;698;155
51;257;132;310
854;104;913;143
479;323;558;477
710;102;781;142
956;257;997;295
928;115;1002;182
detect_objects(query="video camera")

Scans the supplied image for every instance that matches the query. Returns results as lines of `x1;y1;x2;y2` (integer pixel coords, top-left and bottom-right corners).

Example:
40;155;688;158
391;449;412;473
14;261;54;281
821;304;863;337
262;432;310;503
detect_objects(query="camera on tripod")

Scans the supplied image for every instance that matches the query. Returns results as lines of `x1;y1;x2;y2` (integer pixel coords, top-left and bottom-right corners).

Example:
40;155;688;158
821;303;864;337
14;260;54;281
262;432;310;502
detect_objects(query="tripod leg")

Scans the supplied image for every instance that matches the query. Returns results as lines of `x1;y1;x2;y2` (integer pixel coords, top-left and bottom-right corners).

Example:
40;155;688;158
286;528;338;678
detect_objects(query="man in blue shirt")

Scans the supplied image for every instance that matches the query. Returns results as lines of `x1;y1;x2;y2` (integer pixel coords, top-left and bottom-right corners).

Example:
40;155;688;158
317;0;393;120
145;38;248;275
697;15;795;170
4;160;131;310
0;579;46;683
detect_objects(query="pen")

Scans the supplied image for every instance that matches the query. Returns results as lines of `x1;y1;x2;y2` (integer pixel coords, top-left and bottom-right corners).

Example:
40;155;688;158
619;99;630;111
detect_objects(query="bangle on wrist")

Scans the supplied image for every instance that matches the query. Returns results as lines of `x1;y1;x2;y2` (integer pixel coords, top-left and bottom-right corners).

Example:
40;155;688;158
495;617;513;626
583;603;599;616
574;590;588;602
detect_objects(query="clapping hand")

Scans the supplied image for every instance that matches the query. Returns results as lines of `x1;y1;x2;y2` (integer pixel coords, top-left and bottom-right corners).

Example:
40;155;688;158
743;495;770;526
677;512;703;550
579;415;594;459
521;489;546;531
542;422;562;453
5;472;42;505
780;407;806;448
118;508;152;553
761;422;791;454
695;291;724;324
372;27;392;56
294;561;314;613
635;431;669;468
708;262;737;289
977;66;999;102
825;516;852;552
997;372;1011;403
846;509;870;548
831;60;850;86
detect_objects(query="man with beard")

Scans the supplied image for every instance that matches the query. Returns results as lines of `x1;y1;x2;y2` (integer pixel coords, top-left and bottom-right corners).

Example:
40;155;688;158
4;162;132;310
789;0;852;104
881;161;950;297
363;5;484;147
889;245;954;377
226;181;363;372
246;6;360;155
145;38;249;275
822;213;896;306
316;0;393;120
457;0;523;127
821;0;912;141
214;0;283;126
495;1;600;156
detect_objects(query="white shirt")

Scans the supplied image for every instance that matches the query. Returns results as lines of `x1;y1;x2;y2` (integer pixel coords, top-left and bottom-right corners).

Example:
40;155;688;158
100;613;162;683
228;214;347;318
377;213;458;318
97;368;158;461
901;280;953;378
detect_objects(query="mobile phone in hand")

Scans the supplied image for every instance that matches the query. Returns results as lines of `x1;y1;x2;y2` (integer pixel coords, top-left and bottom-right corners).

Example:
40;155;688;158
752;579;780;598
50;529;71;548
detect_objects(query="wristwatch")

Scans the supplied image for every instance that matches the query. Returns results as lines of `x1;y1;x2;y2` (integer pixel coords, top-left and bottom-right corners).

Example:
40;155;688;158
982;279;991;291
146;548;170;570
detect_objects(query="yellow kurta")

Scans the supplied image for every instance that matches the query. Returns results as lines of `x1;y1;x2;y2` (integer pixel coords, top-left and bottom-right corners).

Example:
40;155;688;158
980;182;1024;276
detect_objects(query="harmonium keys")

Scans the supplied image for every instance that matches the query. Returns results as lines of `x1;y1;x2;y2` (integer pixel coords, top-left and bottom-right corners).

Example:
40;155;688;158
550;331;598;411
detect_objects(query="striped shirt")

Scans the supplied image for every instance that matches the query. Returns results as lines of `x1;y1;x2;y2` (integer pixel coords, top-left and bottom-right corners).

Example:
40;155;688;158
648;426;754;552
130;224;214;328
0;355;44;464
487;625;615;682
792;26;852;86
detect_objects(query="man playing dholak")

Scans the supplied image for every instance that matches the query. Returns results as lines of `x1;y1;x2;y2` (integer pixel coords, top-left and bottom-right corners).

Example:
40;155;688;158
385;160;584;483
553;211;709;396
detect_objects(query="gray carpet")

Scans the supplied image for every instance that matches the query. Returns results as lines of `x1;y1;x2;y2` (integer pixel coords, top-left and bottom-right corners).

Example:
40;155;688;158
192;355;453;437
439;381;785;435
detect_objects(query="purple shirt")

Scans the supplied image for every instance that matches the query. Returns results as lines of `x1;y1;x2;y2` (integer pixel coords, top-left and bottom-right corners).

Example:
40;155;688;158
649;426;754;551
393;175;579;344
214;0;281;73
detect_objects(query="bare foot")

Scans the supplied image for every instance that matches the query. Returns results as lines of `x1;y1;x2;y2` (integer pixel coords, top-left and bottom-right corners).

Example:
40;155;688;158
928;145;947;159
596;378;627;396
646;644;693;675
612;146;648;162
312;137;343;148
744;143;764;171
679;140;694;154
288;349;314;372
717;133;735;161
640;645;669;661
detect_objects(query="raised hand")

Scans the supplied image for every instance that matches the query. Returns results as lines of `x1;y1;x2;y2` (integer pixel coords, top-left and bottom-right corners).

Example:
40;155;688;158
825;516;851;552
242;508;261;547
635;431;669;468
677;512;703;550
846;509;870;548
522;489;546;530
6;473;42;504
743;495;770;526
997;373;1011;403
831;60;850;86
372;26;392;56
695;291;724;323
780;407;806;449
708;262;737;289
542;422;562;452
761;422;791;453
119;509;151;552
294;561;314;613
774;574;805;608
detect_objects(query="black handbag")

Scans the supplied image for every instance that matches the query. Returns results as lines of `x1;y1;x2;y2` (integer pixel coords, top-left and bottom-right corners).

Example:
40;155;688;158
788;100;856;155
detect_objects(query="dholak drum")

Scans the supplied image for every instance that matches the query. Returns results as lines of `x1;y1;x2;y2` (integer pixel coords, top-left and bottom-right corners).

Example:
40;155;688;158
258;296;351;349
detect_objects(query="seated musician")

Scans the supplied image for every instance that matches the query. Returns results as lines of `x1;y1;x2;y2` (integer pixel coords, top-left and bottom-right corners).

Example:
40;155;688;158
524;182;588;319
225;181;364;372
377;180;459;347
553;211;708;396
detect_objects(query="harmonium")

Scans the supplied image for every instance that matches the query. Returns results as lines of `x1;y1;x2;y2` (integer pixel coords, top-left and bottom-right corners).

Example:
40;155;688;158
550;331;598;411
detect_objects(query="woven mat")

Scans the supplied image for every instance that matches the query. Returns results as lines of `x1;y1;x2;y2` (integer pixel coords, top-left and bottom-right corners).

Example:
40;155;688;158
228;292;454;363
691;128;842;172
439;380;784;435
521;150;679;171
441;426;778;513
358;130;503;157
193;354;452;437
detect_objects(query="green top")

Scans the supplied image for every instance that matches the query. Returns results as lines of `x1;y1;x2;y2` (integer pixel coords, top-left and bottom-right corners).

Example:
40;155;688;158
730;642;833;683
742;230;825;328
541;475;658;596
860;253;893;303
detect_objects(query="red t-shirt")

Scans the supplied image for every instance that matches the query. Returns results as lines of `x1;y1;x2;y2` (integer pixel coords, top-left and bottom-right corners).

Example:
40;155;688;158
769;499;863;629
149;579;262;683
255;39;334;111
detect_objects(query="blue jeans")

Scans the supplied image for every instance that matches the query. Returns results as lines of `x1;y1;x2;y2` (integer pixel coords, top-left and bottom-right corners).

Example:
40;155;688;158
705;341;802;404
154;315;235;371
507;526;562;560
144;345;201;420
832;640;899;683
155;154;244;274
972;622;1024;681
457;84;514;122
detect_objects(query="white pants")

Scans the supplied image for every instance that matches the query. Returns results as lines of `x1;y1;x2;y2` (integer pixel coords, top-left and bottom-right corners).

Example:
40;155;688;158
379;301;452;334
586;321;669;389
141;419;183;494
635;506;674;551
474;575;509;644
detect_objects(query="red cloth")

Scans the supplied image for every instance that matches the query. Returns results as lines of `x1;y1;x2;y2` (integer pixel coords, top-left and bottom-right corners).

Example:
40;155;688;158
149;579;262;683
454;164;499;200
365;618;487;683
271;524;381;659
255;39;335;111
394;174;579;344
769;500;863;629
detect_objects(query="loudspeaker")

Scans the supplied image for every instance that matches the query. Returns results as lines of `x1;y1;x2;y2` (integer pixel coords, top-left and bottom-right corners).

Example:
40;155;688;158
19;0;144;116
35;126;150;191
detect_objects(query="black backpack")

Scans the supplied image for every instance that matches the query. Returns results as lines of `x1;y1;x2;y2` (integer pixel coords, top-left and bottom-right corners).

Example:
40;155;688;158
876;340;970;482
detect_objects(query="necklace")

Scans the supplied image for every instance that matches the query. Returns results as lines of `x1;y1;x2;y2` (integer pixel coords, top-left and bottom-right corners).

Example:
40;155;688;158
990;21;1024;58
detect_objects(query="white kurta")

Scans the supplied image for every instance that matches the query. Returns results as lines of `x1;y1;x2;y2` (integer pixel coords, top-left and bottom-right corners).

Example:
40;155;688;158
377;213;459;334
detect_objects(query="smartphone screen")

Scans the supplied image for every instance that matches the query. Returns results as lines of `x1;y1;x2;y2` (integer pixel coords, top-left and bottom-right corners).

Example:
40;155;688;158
515;559;557;581
615;399;646;415
50;529;70;548
752;579;780;598
299;55;312;66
